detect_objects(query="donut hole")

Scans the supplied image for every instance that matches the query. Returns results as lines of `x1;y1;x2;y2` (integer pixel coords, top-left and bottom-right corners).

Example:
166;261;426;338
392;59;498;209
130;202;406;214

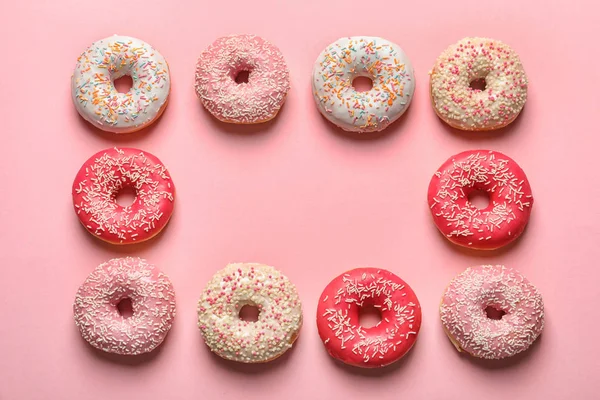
352;76;373;92
239;304;260;322
358;305;382;328
485;306;506;320
117;298;134;319
235;70;251;84
115;186;136;207
114;75;133;93
469;78;487;92
467;190;490;209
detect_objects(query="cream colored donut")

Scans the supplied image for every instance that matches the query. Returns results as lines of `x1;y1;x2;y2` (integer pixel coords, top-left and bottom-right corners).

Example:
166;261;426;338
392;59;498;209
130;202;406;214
71;35;170;133
197;263;303;363
430;37;527;131
312;36;415;133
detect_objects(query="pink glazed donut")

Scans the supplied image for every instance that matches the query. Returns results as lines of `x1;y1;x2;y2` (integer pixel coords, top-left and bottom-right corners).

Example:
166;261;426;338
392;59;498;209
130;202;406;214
195;34;290;124
428;150;533;250
73;257;176;355
72;147;175;245
440;265;544;359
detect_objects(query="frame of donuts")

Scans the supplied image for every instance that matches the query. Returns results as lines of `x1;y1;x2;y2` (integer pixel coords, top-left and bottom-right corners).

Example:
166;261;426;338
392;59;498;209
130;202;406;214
71;34;539;365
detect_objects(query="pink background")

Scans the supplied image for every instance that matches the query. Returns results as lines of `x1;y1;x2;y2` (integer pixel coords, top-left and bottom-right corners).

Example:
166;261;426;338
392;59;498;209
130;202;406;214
1;0;598;398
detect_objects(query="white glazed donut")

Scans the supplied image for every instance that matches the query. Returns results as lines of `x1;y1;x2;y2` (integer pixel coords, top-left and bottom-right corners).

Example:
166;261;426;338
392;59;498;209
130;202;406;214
312;36;415;133
71;35;171;133
197;263;303;363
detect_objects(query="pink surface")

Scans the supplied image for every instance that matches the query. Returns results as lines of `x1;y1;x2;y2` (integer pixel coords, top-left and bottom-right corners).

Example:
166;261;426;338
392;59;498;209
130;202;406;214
0;0;598;399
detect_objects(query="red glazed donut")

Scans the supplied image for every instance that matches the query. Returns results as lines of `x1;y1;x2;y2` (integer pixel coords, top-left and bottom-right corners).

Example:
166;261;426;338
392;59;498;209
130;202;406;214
72;147;175;245
428;150;533;250
316;268;422;368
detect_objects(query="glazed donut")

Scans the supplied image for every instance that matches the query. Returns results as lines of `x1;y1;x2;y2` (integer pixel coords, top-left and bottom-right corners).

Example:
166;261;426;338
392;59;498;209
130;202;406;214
197;263;302;363
71;35;170;133
72;147;175;245
312;36;415;133
428;150;533;250
317;268;422;368
195;34;290;124
73;257;176;355
430;37;527;131
440;265;544;359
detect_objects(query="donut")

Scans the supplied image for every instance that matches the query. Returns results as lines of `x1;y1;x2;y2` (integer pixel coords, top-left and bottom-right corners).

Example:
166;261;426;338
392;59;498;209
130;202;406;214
197;263;302;363
428;150;533;250
316;268;422;368
73;257;176;355
72;147;175;245
429;37;527;131
440;265;544;359
195;34;290;124
312;36;415;133
72;35;170;133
